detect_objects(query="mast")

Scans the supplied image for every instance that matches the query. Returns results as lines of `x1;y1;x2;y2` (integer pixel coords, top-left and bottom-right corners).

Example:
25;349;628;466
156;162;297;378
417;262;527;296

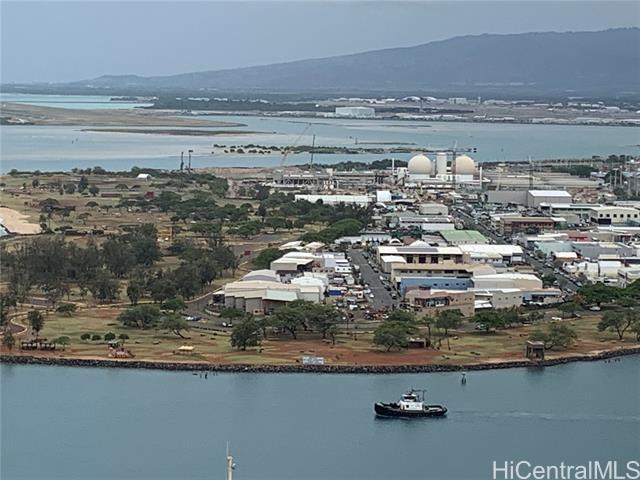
226;442;235;480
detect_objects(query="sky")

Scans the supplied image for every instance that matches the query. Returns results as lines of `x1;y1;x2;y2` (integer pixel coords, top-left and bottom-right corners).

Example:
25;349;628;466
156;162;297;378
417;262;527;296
1;0;639;83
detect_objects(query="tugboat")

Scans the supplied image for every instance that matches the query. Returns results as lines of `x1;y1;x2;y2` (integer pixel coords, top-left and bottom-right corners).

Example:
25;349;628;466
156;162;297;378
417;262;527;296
374;389;447;418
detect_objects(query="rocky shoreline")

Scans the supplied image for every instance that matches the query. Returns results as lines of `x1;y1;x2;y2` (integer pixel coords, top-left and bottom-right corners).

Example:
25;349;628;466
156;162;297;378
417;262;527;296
2;346;639;374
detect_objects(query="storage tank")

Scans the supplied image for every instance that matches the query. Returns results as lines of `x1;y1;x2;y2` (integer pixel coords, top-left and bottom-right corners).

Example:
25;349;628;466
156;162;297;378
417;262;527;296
436;152;448;176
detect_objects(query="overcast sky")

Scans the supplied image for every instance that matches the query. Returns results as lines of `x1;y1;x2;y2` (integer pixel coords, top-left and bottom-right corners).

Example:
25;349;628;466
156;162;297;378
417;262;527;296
1;0;639;83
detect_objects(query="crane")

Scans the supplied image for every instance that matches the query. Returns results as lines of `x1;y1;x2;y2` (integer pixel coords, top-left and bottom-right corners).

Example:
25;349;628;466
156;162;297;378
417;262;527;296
280;123;312;167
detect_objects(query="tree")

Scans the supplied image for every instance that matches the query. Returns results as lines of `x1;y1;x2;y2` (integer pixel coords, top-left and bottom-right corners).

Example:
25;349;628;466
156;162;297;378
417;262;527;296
598;310;635;340
630;320;640;341
53;336;70;350
161;313;190;338
27;310;45;337
89;185;100;197
421;315;436;343
0;292;17;328
88;270;120;303
472;310;506;333
80;333;91;341
542;273;557;287
253;248;285;269
118;333;130;345
2;329;15;350
118;304;161;329
56;303;77;317
104;332;116;341
271;304;304;339
302;302;340;339
435;310;464;349
220;308;245;322
230;317;261;350
91;334;102;341
161;297;186;313
577;283;620;307
126;282;143;305
530;323;577;350
373;321;417;351
78;175;89;193
386;310;416;323
558;302;579;318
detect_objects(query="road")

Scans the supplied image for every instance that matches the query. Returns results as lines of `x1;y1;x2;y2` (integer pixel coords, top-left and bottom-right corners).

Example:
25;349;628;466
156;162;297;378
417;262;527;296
349;248;398;310
453;207;578;294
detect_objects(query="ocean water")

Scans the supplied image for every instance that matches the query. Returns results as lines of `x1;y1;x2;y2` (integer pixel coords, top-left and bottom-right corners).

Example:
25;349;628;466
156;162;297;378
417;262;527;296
0;94;639;173
1;357;639;480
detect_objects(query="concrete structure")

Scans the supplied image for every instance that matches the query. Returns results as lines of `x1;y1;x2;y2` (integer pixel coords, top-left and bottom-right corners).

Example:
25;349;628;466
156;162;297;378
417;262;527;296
399;276;472;295
223;280;318;315
458;244;524;264
377;244;464;269
472;273;543;290
498;216;560;235
294;194;371;207
335;106;375;118
440;230;488;246
405;289;475;317
526;190;572;208
589;206;640;225
400;153;479;185
472;288;524;310
419;203;449;216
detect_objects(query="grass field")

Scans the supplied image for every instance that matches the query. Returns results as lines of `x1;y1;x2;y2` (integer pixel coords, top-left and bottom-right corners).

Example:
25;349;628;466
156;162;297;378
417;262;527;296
6;306;638;367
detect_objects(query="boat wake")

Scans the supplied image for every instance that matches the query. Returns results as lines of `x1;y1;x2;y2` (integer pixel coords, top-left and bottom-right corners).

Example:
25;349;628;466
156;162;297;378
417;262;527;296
454;411;640;423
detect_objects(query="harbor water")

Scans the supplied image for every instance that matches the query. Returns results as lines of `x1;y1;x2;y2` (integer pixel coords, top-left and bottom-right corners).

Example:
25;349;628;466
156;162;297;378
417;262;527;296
1;357;639;480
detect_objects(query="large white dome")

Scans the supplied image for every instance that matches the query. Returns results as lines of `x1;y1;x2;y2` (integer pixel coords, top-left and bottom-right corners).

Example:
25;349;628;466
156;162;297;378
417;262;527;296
408;154;432;175
455;154;475;174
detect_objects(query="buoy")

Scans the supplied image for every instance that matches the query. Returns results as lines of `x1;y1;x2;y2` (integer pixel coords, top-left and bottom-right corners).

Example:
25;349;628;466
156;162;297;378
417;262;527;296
461;373;467;385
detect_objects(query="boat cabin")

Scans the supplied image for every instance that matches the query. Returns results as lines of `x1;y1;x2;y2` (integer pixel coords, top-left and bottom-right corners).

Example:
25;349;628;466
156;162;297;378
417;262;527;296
399;392;424;411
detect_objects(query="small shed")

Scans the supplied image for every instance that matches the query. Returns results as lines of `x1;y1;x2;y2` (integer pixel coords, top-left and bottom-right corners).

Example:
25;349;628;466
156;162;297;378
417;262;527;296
175;345;195;355
525;340;545;360
136;173;152;181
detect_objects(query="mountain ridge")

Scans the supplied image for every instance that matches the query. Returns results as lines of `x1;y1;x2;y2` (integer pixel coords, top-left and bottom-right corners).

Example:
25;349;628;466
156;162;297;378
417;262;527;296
77;28;640;96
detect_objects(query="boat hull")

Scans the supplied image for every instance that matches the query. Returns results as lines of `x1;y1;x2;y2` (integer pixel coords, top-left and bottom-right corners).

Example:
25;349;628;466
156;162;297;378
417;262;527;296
374;402;447;418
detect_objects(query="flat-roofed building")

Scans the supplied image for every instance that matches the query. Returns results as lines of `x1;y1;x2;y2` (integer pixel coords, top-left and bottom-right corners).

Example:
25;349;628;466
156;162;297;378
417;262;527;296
458;244;524;264
499;216;559;235
589;206;640;225
405;289;475;317
527;190;572;208
294;194;371;207
376;244;464;269
440;230;488;246
472;273;543;290
223;280;322;315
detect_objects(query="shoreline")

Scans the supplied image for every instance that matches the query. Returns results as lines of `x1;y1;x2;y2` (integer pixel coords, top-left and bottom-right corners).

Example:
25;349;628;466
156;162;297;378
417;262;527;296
2;346;639;374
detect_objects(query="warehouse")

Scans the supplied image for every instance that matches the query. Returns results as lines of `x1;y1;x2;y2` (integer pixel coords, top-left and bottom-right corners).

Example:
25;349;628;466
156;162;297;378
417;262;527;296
526;190;572;208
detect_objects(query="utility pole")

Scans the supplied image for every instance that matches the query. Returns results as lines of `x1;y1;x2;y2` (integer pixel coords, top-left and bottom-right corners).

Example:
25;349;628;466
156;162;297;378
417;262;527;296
188;149;193;173
180;151;184;172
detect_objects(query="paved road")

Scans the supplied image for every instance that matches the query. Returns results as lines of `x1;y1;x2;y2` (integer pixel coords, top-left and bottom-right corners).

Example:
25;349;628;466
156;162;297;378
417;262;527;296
453;207;578;294
349;248;398;310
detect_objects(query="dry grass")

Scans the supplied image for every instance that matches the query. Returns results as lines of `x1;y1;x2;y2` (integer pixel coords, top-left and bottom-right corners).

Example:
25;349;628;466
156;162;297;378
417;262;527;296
7;307;637;367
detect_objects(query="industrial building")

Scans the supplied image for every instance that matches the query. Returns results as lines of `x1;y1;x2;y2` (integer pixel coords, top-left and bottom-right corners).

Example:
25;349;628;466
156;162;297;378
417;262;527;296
335;106;375;118
397;153;481;186
293;194;372;207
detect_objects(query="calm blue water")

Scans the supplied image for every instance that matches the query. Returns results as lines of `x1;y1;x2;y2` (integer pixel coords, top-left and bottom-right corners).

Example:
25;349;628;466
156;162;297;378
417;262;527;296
1;94;639;173
0;93;152;110
2;357;639;480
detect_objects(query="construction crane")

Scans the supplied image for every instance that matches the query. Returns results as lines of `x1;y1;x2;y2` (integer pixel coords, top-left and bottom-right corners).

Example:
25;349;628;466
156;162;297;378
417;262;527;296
280;123;312;167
